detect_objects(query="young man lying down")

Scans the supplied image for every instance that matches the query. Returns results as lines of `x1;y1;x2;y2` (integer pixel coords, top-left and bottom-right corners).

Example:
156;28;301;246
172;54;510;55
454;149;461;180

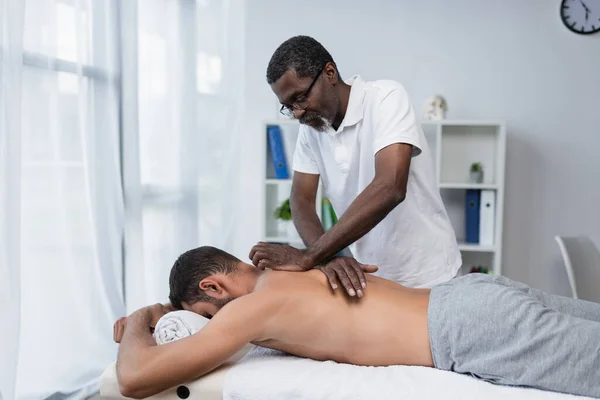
114;246;600;399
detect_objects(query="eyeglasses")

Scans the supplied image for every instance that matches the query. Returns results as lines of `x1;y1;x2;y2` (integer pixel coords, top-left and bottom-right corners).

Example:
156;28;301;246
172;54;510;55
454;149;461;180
279;67;324;117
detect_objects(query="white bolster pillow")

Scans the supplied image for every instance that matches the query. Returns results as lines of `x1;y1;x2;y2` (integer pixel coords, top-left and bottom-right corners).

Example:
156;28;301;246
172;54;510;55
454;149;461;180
153;310;253;363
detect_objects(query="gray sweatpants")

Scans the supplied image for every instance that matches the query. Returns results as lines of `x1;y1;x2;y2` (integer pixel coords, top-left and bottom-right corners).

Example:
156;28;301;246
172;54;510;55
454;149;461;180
428;273;600;398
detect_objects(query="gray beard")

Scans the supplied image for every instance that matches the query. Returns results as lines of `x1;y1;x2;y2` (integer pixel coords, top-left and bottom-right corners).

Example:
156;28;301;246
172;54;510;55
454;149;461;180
301;114;331;132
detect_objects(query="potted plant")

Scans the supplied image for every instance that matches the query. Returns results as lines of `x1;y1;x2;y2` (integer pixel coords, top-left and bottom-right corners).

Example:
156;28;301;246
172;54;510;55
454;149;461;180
273;198;298;238
469;162;483;183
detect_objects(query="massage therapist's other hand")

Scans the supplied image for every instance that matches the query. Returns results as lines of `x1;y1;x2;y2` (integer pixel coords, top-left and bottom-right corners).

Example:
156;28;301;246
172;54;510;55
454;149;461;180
249;242;305;271
147;302;174;327
113;303;176;343
318;257;378;298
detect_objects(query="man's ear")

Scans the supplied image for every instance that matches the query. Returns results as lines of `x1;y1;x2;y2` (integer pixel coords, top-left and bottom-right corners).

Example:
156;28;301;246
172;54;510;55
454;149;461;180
199;277;228;298
325;62;339;84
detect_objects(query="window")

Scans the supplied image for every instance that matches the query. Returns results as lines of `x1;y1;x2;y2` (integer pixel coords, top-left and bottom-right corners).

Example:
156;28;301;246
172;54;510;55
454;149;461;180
133;0;237;303
136;0;200;302
17;0;122;395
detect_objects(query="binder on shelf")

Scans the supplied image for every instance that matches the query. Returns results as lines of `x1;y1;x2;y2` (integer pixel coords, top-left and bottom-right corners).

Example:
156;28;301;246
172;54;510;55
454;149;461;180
322;198;338;231
322;201;333;231
267;125;289;179
479;190;495;246
322;198;344;256
330;202;338;224
465;189;480;244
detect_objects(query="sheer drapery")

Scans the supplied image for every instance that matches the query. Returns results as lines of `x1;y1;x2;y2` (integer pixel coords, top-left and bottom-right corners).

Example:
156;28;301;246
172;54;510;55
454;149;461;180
1;0;125;398
124;0;245;312
0;1;26;399
1;0;245;397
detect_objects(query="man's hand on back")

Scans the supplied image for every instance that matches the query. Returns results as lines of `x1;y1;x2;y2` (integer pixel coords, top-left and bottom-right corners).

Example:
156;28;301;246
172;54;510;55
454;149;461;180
317;256;378;298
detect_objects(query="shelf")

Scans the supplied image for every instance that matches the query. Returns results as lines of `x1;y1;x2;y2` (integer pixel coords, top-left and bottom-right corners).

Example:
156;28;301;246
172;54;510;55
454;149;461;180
420;119;504;127
439;183;498;190
266;179;293;185
457;243;496;252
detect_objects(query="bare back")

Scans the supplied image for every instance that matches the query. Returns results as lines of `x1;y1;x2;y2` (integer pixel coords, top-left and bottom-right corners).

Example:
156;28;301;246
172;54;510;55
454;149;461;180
248;270;434;368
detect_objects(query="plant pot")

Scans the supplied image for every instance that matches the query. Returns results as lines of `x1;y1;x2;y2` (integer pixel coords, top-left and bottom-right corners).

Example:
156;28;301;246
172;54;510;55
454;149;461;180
469;170;483;184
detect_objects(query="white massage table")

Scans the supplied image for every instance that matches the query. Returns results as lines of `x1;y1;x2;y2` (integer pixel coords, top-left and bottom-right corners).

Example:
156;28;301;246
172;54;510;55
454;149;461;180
100;361;231;400
100;345;593;400
100;345;252;400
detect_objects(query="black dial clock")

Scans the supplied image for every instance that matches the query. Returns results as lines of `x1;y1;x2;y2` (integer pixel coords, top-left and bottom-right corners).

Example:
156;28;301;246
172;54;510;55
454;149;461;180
561;0;600;34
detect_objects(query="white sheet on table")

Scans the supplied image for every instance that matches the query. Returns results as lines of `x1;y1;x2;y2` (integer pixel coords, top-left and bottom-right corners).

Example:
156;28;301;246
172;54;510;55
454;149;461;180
223;346;593;400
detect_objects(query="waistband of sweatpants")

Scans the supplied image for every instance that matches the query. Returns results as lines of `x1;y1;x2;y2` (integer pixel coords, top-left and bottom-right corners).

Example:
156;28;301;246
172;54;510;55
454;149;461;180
427;282;455;371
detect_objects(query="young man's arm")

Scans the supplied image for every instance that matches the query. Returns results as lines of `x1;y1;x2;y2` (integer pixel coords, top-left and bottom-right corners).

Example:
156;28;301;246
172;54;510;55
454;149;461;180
116;294;271;399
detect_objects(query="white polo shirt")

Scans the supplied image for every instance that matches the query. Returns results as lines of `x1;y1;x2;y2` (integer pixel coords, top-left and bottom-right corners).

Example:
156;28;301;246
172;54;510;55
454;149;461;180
292;75;461;288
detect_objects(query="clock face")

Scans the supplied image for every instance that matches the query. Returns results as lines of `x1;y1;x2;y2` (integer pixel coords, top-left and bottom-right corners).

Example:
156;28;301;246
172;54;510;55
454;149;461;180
561;0;600;34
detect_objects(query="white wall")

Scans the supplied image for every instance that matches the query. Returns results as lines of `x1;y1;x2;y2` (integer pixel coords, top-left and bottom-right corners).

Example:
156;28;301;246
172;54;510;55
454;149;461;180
238;0;600;295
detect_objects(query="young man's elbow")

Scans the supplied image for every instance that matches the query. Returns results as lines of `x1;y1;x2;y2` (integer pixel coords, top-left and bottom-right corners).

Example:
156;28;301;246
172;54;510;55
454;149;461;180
119;383;147;399
117;371;145;399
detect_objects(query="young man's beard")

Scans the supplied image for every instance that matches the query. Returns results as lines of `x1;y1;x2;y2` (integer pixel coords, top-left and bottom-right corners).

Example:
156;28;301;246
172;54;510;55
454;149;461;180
211;295;235;309
300;111;331;132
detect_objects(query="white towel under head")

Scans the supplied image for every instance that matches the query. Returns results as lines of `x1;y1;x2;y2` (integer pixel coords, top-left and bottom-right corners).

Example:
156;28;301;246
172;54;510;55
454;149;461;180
153;310;209;345
153;310;253;364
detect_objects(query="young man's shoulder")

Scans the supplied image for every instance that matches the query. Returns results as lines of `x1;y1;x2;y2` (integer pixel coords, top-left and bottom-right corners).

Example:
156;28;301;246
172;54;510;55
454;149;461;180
230;274;295;309
249;270;326;304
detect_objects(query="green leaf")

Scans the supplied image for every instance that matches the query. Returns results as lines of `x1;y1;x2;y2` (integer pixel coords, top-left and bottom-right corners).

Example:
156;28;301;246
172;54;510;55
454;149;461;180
273;198;292;221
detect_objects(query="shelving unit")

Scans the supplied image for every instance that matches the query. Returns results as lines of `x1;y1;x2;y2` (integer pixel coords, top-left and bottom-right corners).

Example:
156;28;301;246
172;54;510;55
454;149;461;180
261;118;506;275
421;119;506;275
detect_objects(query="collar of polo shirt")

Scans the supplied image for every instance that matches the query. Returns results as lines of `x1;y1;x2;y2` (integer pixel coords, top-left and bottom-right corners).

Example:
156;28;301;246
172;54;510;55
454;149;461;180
332;75;366;135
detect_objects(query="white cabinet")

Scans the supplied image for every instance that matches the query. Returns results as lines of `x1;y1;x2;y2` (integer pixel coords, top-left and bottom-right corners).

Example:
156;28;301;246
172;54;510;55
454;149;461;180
421;120;506;275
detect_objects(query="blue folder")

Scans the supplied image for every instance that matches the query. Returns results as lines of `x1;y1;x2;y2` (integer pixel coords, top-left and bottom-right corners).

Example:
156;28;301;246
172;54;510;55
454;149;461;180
267;125;289;179
465;189;481;244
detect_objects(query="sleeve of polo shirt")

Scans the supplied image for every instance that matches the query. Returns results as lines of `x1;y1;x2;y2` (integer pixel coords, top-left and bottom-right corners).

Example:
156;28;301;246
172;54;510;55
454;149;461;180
372;86;422;158
292;128;320;175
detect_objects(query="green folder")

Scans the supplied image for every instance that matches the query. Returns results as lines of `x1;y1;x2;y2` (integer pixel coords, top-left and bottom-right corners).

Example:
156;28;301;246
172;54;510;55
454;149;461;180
322;198;338;231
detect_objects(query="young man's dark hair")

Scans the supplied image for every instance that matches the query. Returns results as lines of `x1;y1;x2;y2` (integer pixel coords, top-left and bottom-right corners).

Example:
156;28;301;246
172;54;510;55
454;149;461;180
266;35;340;84
168;246;240;309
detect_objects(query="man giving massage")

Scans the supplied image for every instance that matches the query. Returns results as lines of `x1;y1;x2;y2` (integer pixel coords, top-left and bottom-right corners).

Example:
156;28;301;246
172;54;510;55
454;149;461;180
114;246;600;399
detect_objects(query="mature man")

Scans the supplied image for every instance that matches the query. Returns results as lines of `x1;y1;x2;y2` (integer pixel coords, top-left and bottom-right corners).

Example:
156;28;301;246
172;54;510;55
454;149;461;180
250;35;461;289
115;246;600;399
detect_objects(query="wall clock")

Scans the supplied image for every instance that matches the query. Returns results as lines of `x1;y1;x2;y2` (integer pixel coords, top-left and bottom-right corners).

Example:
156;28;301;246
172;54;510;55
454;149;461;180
561;0;600;34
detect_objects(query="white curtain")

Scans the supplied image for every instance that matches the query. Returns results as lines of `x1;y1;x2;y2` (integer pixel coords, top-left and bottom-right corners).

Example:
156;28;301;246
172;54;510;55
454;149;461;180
124;0;245;312
0;0;125;398
0;1;25;399
0;0;245;397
